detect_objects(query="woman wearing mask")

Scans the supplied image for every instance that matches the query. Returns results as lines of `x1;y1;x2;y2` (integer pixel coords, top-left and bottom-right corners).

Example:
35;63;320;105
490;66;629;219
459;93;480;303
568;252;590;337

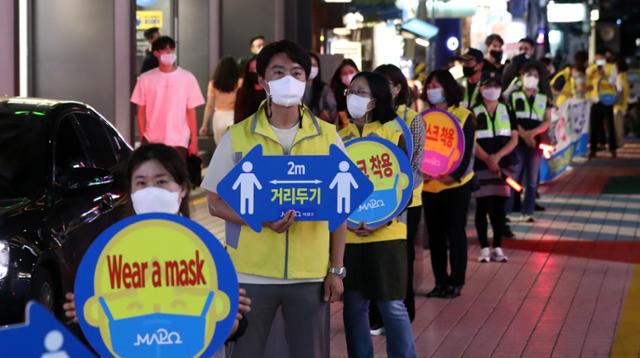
330;59;360;128
471;71;518;263
62;144;252;357
200;57;240;144
303;53;338;124
373;64;425;325
339;71;416;358
506;63;552;223
234;56;267;123
422;70;476;299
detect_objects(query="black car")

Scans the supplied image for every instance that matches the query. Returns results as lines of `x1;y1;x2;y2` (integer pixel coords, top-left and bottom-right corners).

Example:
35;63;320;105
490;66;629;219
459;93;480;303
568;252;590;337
0;97;132;324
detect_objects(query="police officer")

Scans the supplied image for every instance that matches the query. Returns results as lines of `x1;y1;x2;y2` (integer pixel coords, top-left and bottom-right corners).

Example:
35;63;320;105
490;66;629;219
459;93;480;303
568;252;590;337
459;48;485;109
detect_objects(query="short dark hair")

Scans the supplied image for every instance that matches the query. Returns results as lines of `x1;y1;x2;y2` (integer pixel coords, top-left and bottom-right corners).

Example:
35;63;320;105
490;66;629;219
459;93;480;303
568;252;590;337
519;37;535;47
422;69;463;107
485;34;504;47
352;71;397;124
152;36;176;52
520;61;540;75
143;27;159;40
127;144;190;217
212;57;239;93
250;35;265;47
256;40;311;78
374;64;409;107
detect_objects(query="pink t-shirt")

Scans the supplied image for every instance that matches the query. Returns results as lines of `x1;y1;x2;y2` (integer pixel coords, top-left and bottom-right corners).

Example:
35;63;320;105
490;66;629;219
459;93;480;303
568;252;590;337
131;67;205;148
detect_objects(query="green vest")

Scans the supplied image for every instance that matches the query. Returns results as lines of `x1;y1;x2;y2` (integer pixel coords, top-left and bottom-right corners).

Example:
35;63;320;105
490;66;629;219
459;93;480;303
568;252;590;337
511;91;547;122
473;103;512;139
459;78;480;109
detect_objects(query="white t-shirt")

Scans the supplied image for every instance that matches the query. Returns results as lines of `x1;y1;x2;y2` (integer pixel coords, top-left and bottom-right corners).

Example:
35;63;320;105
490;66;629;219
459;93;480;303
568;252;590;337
130;67;205;148
201;124;346;285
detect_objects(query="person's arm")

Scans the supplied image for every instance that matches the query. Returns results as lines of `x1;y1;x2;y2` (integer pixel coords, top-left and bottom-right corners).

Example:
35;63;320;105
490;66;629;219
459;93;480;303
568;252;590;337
200;83;216;135
528;107;552;136
324;222;346;302
187;107;199;155
208;192;244;225
490;130;519;166
447;114;476;182
137;105;146;142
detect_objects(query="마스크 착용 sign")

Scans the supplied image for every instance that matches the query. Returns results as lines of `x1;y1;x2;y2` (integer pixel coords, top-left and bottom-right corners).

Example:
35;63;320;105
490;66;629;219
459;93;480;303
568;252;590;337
216;144;374;233
421;108;465;177
74;213;238;358
344;136;413;228
0;302;94;356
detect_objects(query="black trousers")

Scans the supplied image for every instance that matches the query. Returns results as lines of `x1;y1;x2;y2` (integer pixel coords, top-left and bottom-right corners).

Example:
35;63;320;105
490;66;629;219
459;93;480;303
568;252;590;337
369;204;422;327
590;102;617;153
475;196;507;249
422;182;471;287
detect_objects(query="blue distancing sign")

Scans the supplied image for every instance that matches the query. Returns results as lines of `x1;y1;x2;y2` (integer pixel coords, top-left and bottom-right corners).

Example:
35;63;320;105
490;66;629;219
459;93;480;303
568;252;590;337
217;144;374;233
0;302;94;356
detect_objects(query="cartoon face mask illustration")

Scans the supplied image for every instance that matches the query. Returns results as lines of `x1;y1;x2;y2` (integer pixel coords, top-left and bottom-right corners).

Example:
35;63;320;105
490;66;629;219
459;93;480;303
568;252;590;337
99;292;214;358
76;217;236;358
349;174;400;224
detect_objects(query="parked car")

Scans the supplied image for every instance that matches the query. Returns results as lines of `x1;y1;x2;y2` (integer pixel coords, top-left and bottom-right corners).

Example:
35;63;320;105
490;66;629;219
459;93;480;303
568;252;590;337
0;97;132;324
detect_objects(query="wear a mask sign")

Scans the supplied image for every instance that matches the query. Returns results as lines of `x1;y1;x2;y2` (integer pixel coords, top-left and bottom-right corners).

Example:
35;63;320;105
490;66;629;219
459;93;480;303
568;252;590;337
74;213;239;358
344;137;413;228
421;109;466;177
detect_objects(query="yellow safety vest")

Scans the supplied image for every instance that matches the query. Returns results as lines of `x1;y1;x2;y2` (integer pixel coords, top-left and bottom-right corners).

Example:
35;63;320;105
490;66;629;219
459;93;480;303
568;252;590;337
339;121;407;244
385;104;423;207
422;106;475;193
586;63;617;103
551;66;574;107
227;101;336;279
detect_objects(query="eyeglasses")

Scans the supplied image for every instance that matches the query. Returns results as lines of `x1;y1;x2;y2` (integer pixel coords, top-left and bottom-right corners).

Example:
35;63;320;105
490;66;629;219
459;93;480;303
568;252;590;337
344;89;371;96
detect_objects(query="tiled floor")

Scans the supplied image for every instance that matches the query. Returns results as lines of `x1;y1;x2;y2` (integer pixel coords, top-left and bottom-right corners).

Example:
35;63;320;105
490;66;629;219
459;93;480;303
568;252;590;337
191;140;640;358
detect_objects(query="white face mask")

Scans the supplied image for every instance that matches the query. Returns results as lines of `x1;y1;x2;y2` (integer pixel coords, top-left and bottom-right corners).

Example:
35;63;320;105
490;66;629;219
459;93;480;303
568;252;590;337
426;87;445;104
309;66;319;80
341;73;356;86
347;94;371;119
481;87;502;101
131;186;181;215
159;53;176;66
267;75;306;107
523;75;539;90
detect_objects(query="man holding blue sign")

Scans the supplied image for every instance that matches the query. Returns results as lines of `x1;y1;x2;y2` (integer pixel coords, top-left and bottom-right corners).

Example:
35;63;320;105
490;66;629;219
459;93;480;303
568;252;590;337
201;40;350;358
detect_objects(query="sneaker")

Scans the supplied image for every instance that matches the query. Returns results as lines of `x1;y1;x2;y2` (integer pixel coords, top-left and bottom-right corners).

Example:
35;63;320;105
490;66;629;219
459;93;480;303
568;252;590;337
370;327;385;336
478;247;491;263
507;214;520;222
521;215;535;223
492;247;508;262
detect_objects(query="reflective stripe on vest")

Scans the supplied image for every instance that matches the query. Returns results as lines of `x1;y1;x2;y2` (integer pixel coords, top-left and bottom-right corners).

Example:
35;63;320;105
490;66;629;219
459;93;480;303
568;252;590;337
473;103;512;139
459;78;480;109
511;91;547;122
227;101;336;279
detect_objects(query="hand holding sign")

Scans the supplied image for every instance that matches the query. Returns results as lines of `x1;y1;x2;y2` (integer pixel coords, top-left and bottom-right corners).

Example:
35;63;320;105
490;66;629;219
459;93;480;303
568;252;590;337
421;109;465;177
217;144;374;233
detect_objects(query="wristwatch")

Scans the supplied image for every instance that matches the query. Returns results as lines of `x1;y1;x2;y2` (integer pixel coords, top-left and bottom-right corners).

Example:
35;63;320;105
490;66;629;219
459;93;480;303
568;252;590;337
328;266;347;279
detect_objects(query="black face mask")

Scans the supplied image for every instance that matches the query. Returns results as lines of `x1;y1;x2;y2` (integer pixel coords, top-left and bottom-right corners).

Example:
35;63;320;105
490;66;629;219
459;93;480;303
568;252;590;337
463;65;476;77
490;50;503;62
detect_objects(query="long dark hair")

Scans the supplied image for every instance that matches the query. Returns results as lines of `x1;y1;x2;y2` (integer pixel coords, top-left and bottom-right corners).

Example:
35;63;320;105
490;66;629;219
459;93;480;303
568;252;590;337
353;71;396;124
374;64;409;107
330;59;359;111
212;57;239;93
127;144;191;217
309;52;326;113
235;56;267;123
422;69;464;107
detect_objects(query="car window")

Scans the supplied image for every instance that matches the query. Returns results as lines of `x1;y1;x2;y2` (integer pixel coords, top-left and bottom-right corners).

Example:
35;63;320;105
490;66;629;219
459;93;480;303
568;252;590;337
0;113;47;198
101;118;132;163
54;115;90;180
74;113;118;170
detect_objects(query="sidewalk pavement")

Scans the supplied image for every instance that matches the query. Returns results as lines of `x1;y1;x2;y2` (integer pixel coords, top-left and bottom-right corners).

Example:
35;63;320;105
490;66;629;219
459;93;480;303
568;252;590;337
190;140;640;358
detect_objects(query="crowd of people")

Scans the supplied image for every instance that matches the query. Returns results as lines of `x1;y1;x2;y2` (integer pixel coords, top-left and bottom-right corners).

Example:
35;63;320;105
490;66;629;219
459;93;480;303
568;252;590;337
60;28;633;358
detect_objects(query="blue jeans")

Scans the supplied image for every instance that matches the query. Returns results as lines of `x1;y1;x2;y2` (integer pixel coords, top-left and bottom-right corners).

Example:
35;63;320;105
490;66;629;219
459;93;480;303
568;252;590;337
343;291;416;358
506;145;541;216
